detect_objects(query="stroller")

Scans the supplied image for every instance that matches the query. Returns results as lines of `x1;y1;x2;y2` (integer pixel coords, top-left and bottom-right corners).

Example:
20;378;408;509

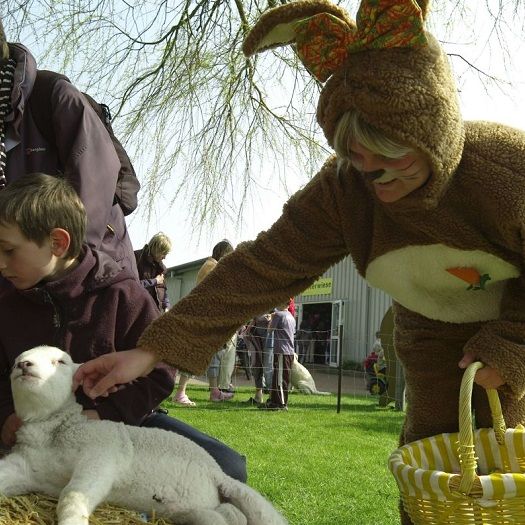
363;350;388;396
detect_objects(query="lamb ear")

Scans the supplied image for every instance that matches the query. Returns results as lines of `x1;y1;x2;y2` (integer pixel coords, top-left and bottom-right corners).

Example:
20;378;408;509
242;0;355;57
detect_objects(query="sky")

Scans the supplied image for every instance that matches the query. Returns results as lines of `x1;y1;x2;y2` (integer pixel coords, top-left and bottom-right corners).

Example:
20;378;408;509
124;3;525;268
12;1;525;269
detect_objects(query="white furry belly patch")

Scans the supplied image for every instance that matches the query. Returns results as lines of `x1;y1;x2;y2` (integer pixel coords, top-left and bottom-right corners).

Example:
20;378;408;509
365;244;520;323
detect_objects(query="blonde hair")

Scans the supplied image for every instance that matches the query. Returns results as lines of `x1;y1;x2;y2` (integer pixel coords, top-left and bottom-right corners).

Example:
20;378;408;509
333;111;414;171
147;232;172;259
0;19;9;60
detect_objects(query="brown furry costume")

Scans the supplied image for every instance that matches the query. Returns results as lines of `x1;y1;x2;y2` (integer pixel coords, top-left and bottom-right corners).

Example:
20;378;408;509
139;3;525;520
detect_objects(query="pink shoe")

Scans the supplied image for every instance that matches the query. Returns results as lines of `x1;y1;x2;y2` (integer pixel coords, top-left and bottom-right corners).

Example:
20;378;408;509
209;389;234;402
172;394;196;407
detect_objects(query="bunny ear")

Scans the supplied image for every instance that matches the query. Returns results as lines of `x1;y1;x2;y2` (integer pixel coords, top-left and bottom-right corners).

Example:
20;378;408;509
352;0;428;51
243;0;428;83
242;0;354;57
293;14;357;82
414;0;431;20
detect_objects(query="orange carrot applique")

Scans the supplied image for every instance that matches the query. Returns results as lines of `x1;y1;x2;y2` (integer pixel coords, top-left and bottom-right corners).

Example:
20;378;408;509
446;267;491;291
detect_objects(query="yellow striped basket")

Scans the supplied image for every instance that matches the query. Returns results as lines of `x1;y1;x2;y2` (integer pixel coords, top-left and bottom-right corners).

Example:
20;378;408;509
388;361;525;524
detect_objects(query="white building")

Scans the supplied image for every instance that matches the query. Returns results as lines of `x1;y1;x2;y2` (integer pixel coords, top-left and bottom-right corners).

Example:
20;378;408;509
165;255;391;367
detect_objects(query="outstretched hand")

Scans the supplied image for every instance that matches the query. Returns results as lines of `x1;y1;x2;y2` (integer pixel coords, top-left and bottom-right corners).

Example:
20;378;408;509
458;353;505;390
73;348;159;399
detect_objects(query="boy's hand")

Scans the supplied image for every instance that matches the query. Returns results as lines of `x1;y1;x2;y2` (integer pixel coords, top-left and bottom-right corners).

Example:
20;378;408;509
1;413;22;447
458;353;505;389
73;348;160;399
156;274;165;285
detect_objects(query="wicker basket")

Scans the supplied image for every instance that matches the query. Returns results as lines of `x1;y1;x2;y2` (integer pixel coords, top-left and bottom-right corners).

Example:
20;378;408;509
389;361;525;524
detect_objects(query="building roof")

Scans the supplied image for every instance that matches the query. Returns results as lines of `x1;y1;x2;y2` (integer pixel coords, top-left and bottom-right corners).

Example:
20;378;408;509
166;257;207;275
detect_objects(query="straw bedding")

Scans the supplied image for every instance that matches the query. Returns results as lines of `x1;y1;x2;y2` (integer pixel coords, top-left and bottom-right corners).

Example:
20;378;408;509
0;493;174;524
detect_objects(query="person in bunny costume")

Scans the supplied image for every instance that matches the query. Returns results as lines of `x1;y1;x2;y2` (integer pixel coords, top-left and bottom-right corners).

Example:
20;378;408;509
75;2;525;522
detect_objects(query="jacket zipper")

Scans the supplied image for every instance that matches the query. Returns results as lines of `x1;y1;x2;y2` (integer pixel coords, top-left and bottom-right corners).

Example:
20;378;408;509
42;290;65;345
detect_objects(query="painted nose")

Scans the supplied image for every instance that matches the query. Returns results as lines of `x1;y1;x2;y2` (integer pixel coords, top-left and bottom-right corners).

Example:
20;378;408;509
363;169;386;181
359;155;387;172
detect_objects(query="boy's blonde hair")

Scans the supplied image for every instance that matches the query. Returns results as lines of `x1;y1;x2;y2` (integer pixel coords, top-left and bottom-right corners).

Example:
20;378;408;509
147;232;172;259
0;173;86;258
333;110;414;171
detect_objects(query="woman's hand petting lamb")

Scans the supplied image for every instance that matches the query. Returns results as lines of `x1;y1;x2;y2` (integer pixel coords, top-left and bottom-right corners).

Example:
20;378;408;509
73;347;159;399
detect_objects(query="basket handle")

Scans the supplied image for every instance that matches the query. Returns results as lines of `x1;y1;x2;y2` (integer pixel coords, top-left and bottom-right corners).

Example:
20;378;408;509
457;361;506;495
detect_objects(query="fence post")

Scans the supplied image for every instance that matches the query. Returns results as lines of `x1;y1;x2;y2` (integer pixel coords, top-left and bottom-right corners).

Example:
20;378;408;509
337;324;344;413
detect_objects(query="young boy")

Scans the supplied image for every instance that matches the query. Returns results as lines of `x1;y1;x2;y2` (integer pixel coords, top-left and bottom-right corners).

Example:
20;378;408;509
259;301;296;411
0;173;247;481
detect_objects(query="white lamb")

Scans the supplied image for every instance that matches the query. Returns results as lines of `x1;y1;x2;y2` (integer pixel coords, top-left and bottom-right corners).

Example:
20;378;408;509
0;345;288;525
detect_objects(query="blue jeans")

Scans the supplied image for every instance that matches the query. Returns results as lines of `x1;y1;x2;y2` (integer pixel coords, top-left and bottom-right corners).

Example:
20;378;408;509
141;411;247;482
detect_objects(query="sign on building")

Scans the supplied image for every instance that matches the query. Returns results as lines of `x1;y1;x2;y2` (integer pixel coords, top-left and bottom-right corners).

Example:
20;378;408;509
302;277;333;296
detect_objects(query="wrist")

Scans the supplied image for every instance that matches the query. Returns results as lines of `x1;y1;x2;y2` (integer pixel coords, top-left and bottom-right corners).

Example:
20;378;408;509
137;346;160;375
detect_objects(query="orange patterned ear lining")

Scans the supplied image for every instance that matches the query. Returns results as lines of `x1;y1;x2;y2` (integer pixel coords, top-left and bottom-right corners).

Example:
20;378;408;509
293;0;428;82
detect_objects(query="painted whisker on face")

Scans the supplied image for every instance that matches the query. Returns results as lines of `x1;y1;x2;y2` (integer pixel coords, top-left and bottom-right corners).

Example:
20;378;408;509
399;159;416;171
362;169;386;181
399;175;421;180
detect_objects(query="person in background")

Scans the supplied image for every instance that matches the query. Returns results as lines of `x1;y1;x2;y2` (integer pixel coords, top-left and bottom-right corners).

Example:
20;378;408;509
243;311;272;405
236;325;252;381
135;233;195;407
171;372;196;407
197;240;236;402
0;19;138;278
373;332;387;376
370;331;386;374
364;331;384;375
259;300;296;411
295;318;312;365
287;297;296;317
262;310;275;392
218;329;237;394
134;232;171;313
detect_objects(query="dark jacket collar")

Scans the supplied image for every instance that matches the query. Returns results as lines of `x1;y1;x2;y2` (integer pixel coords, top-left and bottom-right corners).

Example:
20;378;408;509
20;245;134;304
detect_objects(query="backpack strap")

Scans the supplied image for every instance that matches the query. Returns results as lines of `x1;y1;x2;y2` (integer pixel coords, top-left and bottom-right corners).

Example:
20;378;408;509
29;70;71;144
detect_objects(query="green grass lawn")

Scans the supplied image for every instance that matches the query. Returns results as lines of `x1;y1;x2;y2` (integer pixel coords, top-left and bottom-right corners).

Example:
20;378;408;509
162;387;405;525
